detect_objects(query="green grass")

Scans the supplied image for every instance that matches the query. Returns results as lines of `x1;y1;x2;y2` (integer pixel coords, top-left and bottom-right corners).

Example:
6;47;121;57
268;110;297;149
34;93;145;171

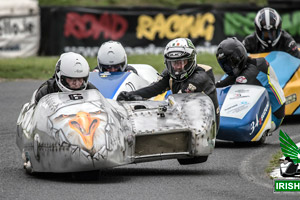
0;0;262;79
265;150;283;179
0;53;223;80
2;0;255;79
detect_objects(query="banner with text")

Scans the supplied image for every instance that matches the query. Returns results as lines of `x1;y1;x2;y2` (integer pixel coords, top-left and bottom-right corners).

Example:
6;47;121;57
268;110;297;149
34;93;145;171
40;6;300;56
0;1;40;58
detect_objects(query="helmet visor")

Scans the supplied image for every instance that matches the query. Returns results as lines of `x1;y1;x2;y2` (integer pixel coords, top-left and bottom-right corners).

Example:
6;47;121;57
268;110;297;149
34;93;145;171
100;61;125;72
166;57;194;79
170;59;188;74
261;28;278;42
61;76;88;91
218;57;234;76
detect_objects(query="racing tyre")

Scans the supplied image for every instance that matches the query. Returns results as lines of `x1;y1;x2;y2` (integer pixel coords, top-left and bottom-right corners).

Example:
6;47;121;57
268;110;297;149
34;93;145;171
254;131;267;145
177;156;208;165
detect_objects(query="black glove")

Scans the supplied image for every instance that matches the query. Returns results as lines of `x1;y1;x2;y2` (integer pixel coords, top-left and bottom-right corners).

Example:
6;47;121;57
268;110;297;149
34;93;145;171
117;91;143;101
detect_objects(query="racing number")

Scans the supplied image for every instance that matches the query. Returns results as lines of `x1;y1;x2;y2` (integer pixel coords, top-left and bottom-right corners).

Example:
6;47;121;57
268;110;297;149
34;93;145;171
69;94;83;100
250;114;258;135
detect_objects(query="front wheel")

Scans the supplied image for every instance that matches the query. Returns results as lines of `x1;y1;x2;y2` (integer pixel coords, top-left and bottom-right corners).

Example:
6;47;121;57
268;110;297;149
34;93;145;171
177;156;208;165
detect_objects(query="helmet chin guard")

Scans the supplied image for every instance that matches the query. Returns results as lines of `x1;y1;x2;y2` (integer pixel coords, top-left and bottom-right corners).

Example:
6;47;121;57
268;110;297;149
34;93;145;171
254;7;282;48
164;38;197;81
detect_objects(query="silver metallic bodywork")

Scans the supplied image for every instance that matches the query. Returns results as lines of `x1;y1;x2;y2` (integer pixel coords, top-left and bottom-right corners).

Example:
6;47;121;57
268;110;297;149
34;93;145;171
16;89;216;173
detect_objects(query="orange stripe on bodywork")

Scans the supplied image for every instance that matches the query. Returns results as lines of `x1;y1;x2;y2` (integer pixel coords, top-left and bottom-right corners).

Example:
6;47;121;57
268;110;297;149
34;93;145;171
249;52;270;59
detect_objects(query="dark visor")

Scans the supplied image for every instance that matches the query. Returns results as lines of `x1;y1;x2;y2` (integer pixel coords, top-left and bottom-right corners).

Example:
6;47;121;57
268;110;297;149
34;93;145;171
260;28;277;41
218;58;234;76
100;64;121;71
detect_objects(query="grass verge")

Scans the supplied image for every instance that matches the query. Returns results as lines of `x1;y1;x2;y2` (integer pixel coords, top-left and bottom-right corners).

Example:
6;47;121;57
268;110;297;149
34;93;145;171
0;53;223;80
265;150;283;179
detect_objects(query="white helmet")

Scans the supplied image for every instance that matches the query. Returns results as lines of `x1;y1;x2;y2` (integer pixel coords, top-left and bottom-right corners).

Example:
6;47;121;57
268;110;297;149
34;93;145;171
55;52;90;92
97;41;127;72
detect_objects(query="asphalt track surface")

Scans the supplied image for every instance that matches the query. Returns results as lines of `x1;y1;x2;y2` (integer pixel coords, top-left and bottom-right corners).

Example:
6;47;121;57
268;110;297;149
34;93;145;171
0;79;300;200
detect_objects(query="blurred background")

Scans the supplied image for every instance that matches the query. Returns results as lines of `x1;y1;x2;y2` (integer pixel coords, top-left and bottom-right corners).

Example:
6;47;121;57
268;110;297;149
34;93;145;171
0;0;299;78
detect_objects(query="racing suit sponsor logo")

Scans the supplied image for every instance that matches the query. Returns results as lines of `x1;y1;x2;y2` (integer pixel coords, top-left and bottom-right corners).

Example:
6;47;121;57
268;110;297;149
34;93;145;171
236;76;247;83
288;41;298;51
185;83;197;93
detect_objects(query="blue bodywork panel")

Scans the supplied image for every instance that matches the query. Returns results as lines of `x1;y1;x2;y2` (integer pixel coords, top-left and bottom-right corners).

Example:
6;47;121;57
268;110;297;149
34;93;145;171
216;86;270;142
265;51;300;88
89;72;130;99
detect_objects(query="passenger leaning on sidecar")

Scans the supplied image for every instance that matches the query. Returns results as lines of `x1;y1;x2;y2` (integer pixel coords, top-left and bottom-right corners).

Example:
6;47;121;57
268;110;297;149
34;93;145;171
242;7;300;58
35;52;97;104
93;40;137;73
117;38;220;129
216;37;286;132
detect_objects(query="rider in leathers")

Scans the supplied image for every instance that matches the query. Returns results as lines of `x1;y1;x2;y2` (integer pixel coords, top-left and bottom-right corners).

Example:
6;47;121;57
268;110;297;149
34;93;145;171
242;7;300;58
35;52;96;104
216;37;286;132
117;38;220;129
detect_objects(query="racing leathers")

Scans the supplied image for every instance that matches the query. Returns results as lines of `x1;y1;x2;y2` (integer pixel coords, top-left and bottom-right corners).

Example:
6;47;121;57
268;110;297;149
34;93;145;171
216;57;286;131
243;30;300;58
35;77;97;104
118;64;220;129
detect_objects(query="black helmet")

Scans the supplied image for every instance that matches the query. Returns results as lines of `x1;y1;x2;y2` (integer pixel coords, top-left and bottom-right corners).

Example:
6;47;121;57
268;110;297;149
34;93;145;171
254;7;282;48
216;37;247;77
164;38;197;81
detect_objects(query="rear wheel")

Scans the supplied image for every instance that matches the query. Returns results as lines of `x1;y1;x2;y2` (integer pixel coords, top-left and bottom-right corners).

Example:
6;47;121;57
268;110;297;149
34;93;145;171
177;156;208;165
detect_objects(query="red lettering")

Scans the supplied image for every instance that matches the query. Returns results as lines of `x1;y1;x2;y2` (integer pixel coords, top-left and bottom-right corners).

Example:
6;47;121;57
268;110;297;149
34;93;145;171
64;12;128;40
96;13;111;39
64;12;84;38
110;14;128;40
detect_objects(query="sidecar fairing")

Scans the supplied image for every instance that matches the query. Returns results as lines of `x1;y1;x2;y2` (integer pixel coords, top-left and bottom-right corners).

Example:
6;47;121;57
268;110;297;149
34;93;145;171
250;51;300;115
217;85;271;143
16;89;216;173
89;64;162;100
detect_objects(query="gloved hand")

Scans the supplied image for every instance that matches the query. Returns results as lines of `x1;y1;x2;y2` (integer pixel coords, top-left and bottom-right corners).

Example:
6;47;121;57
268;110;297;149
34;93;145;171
117;91;143;101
